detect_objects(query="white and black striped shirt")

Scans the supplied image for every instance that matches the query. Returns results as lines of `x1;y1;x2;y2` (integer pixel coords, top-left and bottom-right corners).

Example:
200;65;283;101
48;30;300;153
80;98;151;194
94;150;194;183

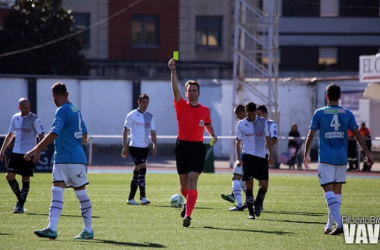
9;112;44;154
236;116;269;158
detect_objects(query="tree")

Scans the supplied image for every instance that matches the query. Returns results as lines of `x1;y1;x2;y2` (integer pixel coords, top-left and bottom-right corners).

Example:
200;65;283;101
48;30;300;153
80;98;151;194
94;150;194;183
0;0;89;75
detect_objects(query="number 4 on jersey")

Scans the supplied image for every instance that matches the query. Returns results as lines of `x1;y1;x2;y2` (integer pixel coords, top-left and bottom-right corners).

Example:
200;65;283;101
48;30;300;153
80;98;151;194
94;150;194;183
330;114;341;131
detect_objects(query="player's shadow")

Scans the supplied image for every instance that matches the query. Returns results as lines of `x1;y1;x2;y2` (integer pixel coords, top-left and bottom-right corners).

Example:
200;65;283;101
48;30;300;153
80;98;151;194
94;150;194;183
26;213;100;218
0;232;12;236
150;205;212;211
90;239;165;248
262;218;326;225
203;226;293;236
263;210;325;217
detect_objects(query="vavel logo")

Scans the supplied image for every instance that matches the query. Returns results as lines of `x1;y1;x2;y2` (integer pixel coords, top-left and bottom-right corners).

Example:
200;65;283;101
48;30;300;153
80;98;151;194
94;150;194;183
343;216;380;244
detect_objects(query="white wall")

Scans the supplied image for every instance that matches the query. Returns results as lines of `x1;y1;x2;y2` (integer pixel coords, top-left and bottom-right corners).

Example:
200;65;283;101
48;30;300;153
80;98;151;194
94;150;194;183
0;77;376;157
0;78;28;134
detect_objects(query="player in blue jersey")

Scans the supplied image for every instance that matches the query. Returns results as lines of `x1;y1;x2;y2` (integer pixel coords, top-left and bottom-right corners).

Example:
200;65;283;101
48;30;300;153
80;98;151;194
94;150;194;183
303;84;373;236
25;82;93;240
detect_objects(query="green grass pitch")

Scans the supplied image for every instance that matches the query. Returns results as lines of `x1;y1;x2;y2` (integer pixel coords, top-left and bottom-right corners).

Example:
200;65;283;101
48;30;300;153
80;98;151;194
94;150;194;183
0;172;379;249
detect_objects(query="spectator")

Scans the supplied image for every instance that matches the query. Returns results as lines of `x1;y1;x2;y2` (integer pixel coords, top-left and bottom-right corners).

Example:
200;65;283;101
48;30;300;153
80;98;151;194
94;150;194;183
359;122;372;172
347;130;358;171
288;123;302;169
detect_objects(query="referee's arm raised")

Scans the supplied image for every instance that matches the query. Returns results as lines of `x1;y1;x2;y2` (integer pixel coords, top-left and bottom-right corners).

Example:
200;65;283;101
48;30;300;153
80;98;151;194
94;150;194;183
168;58;181;103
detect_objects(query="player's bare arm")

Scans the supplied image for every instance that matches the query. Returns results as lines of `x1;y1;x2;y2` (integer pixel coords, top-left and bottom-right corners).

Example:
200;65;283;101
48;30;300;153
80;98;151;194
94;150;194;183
236;139;243;166
82;132;88;146
150;130;157;157
25;132;57;164
303;129;316;169
265;136;274;167
0;133;14;161
121;128;129;158
271;137;278;146
168;58;181;103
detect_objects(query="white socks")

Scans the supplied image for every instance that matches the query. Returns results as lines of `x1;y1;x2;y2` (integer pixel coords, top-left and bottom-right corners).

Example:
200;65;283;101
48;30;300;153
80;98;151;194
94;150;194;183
75;189;93;233
48;186;64;231
324;191;342;228
232;180;243;207
326;194;342;229
240;179;246;194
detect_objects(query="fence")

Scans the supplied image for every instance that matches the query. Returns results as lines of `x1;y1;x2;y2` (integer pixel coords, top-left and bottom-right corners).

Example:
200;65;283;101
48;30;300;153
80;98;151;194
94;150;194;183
1;134;379;172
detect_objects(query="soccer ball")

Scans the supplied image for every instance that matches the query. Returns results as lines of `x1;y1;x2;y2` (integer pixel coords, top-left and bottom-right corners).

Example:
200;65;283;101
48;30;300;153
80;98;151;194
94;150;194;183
170;194;184;208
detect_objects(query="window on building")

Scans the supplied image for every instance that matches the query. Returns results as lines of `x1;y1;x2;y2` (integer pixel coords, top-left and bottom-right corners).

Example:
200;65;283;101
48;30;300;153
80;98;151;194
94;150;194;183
280;46;319;71
282;0;320;17
340;0;379;17
320;0;339;17
196;16;222;50
131;15;159;48
318;47;338;70
72;13;90;47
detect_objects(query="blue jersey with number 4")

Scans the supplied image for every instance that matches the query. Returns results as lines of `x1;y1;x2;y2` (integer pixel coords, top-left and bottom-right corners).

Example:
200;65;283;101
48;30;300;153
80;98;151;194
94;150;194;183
310;105;358;165
50;103;87;164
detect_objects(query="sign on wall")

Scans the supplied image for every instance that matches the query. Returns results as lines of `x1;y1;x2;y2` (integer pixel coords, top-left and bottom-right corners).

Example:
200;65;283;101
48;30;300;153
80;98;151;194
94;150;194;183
359;54;380;82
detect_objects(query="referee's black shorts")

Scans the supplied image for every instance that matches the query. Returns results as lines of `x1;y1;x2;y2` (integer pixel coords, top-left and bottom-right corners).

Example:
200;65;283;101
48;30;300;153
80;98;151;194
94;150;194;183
242;153;269;181
8;153;36;177
175;140;206;174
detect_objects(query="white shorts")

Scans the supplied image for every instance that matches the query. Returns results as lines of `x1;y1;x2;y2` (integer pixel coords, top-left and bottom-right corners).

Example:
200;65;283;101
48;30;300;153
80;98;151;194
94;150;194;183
52;163;89;188
233;162;243;176
317;163;346;186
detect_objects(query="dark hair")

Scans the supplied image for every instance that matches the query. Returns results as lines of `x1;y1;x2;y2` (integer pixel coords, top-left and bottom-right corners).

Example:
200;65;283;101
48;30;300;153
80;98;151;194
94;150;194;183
326;84;340;101
185;80;200;92
234;104;245;115
138;93;149;102
245;102;256;112
52;82;68;96
257;105;268;114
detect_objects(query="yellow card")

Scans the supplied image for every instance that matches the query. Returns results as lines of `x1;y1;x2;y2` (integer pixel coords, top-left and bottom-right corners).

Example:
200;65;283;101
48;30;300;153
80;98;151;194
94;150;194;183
210;137;215;146
173;51;179;60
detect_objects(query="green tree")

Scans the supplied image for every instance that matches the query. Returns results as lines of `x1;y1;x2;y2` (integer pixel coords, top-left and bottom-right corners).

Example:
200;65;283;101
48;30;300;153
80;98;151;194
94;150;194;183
0;0;89;75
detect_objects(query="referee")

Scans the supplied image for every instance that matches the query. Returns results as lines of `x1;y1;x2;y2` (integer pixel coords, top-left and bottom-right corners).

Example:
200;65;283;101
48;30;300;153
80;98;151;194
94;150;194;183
168;58;218;227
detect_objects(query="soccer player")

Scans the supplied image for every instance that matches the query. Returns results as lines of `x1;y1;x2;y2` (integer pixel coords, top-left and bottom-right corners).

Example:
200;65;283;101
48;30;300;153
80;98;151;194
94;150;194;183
303;83;374;235
168;58;218;227
255;105;278;210
221;104;247;211
0;98;44;213
25;82;93;240
122;93;157;205
236;102;273;220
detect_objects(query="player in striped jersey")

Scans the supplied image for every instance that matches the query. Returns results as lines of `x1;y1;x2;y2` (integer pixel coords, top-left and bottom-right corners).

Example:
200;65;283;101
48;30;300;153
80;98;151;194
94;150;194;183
0;98;44;213
236;102;274;219
303;83;374;235
256;105;278;211
122;93;157;205
221;104;247;211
